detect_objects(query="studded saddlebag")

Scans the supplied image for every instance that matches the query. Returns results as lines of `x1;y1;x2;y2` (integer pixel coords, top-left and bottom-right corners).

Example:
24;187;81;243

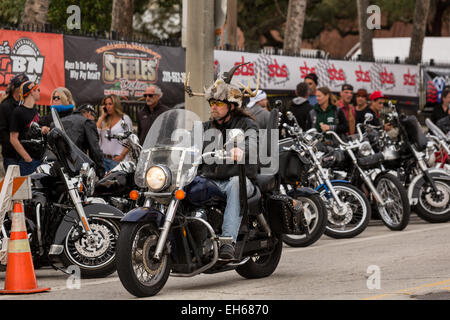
267;194;307;235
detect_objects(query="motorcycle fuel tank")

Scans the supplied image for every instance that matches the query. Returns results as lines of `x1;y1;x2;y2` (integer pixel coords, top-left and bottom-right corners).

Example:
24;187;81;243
94;171;132;196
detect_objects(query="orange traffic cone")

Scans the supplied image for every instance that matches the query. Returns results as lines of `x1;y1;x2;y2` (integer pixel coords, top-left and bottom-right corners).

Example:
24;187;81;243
0;201;50;294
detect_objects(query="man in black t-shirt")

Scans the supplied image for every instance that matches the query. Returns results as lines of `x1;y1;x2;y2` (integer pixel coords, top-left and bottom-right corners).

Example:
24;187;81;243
0;73;29;171
9;81;50;175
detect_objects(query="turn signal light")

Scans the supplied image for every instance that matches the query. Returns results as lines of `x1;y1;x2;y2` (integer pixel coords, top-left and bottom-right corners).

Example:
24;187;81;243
175;189;186;200
129;190;139;201
79;183;84;193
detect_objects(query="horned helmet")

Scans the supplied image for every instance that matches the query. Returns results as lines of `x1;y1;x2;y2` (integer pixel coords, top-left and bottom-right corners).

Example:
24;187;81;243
185;63;260;108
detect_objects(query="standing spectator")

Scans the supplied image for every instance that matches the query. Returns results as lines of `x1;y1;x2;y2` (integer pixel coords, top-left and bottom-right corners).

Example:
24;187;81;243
78;104;97;121
0;73;29;171
61;104;105;178
369;91;392;131
137;85;169;143
245;90;271;129
40;87;76;127
437;107;450;134
338;84;356;135
96;94;133;172
288;82;313;131
306;87;349;136
305;73;318;106
9;81;50;175
355;89;370;124
431;88;450;124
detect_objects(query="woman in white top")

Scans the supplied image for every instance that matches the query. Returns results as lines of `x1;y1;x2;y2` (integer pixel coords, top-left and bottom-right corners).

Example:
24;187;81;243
96;94;133;172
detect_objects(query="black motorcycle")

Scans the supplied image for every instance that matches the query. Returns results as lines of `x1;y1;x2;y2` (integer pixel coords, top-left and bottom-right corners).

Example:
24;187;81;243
379;103;450;223
1;109;124;278
116;109;304;297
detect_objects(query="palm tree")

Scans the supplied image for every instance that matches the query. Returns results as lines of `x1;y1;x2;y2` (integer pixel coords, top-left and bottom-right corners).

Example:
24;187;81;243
21;0;50;27
357;0;374;61
283;0;307;55
407;0;431;64
111;0;134;39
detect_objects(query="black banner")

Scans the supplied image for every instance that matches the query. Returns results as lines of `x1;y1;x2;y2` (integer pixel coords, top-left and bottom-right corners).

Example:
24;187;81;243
63;35;186;107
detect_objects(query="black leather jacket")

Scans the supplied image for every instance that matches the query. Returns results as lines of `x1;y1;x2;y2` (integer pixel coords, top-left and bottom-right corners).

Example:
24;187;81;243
437;116;450;134
61;111;105;178
199;115;259;181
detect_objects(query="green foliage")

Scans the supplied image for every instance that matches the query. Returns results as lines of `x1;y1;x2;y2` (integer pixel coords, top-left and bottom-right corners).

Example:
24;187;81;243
0;0;26;25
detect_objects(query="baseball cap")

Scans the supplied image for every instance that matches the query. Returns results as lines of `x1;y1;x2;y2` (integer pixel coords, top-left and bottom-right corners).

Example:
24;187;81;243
247;90;267;108
305;73;318;85
341;84;354;92
356;89;368;97
369;91;384;101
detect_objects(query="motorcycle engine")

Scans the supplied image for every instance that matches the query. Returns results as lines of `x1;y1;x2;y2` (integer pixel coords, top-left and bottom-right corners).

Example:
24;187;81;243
188;208;223;260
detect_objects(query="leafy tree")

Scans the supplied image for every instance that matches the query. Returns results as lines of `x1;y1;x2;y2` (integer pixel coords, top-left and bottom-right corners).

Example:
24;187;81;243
0;0;26;25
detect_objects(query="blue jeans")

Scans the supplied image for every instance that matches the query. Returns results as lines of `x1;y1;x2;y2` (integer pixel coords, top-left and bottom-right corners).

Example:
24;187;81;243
212;176;255;243
103;158;118;173
18;159;41;176
3;158;19;172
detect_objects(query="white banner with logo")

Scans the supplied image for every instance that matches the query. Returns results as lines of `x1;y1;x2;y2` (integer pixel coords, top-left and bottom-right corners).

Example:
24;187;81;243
214;50;420;98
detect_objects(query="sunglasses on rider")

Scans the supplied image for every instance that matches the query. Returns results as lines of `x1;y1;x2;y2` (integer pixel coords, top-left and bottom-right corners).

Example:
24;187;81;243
144;94;156;98
208;100;228;108
52;96;61;101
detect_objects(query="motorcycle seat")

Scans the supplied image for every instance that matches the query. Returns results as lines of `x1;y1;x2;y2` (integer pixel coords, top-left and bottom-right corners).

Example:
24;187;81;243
255;174;277;194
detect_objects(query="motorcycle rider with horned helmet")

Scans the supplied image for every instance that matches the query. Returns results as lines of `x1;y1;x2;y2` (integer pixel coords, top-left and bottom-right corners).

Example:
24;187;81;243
188;70;260;260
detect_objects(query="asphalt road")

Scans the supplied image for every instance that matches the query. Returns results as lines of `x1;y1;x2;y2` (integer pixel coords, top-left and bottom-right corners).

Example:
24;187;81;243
1;214;450;301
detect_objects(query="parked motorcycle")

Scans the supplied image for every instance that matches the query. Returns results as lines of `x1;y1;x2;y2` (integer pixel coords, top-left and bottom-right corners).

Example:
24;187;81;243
324;114;410;231
1;109;124;278
379;103;450;223
93;119;144;213
281;114;371;239
424;118;450;173
116;109;303;297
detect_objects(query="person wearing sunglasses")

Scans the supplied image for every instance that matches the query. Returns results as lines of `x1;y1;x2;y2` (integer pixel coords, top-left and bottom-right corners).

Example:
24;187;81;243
137;85;169;143
0;73;29;171
198;79;258;260
9;81;49;175
40;87;76;127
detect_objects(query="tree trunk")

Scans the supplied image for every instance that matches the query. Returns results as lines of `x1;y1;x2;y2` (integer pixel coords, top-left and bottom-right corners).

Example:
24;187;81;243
283;0;307;54
357;0;374;61
21;0;50;27
225;0;238;49
407;0;431;64
111;0;134;39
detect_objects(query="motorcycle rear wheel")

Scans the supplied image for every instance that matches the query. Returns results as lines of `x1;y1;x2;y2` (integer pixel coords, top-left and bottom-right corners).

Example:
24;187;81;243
116;222;171;298
282;194;327;247
236;234;282;279
374;173;411;231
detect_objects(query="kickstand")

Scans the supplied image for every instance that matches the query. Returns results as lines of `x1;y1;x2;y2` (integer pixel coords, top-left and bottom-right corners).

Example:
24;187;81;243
50;263;71;275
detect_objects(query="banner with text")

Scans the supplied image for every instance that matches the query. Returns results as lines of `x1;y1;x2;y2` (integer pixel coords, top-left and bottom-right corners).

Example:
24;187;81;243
214;50;420;98
0;29;65;105
63;35;186;107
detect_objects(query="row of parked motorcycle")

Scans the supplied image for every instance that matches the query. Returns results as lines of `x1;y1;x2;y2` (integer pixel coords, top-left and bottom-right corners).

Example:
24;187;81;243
0;102;448;298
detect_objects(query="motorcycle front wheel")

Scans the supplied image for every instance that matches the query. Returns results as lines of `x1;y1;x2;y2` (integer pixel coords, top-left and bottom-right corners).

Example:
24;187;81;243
61;217;119;278
374;173;410;230
415;180;450;223
282;194;327;247
116;222;171;298
321;182;371;239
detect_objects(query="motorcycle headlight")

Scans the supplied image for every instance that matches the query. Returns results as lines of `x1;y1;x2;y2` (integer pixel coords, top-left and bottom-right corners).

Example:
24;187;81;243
359;141;373;157
146;166;171;191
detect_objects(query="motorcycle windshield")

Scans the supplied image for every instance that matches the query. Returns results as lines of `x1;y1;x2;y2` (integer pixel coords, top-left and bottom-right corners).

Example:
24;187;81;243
135;109;204;190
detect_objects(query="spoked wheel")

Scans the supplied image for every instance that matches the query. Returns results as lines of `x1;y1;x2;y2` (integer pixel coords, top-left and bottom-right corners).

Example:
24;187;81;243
321;183;371;239
116;222;171;298
282;194;327;247
415;181;450;223
236;234;282;279
374;173;410;230
62;217;119;278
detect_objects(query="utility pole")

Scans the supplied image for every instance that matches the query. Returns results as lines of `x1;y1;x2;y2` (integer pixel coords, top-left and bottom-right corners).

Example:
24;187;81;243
225;0;237;50
185;0;215;121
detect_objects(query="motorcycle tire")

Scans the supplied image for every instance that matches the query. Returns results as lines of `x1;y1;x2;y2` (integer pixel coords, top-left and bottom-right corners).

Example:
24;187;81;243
116;222;171;298
60;217;120;278
282;194;327;247
321;182;371;239
374;173;410;231
235;234;282;279
414;180;450;223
